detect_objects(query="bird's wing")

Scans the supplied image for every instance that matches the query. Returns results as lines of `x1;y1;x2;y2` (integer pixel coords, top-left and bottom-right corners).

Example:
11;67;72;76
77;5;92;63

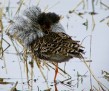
30;32;84;62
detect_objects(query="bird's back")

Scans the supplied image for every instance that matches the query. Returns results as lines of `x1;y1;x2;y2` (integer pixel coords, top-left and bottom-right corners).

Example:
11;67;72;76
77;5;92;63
30;32;84;62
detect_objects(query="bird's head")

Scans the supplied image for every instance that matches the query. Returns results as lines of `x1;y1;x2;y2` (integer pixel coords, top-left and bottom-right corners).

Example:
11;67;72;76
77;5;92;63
37;12;60;33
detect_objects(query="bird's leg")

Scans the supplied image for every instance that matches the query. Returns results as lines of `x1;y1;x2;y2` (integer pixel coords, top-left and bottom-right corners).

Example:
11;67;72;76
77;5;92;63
54;62;58;83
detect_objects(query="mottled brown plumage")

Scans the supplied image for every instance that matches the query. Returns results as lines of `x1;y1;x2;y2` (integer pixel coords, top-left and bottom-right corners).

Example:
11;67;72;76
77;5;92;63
30;32;84;62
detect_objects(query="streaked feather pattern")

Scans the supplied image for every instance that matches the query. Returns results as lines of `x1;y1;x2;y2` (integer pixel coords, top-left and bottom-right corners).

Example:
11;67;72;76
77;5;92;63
9;6;84;62
30;32;84;62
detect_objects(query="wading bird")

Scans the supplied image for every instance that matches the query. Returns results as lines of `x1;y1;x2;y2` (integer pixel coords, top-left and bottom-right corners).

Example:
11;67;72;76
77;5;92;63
8;6;84;82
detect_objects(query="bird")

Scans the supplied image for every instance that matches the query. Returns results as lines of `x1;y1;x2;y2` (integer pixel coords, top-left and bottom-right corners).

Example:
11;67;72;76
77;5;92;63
8;6;84;82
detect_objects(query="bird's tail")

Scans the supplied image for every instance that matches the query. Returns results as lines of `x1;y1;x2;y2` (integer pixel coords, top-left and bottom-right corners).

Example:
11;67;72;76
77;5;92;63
69;41;85;59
